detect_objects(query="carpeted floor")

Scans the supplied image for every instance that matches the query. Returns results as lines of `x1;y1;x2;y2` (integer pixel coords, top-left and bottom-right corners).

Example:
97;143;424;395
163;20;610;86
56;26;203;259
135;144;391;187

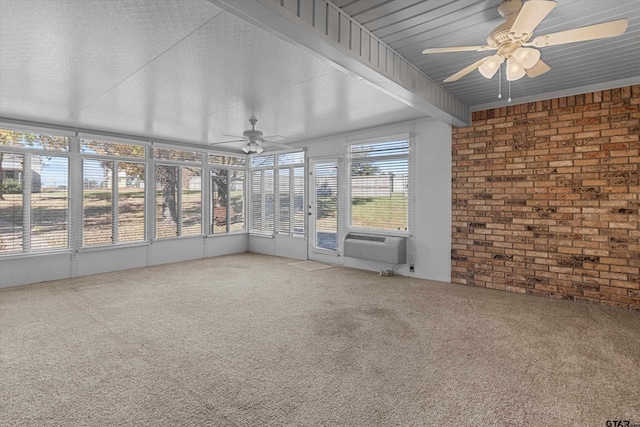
1;253;639;426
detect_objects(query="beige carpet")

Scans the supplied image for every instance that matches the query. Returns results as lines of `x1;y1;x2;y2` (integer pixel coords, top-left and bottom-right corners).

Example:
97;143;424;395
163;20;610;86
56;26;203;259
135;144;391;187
1;253;639;426
288;260;334;271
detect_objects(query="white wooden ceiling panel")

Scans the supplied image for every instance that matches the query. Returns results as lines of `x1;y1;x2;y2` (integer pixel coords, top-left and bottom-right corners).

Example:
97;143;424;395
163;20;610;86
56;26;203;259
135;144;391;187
337;0;640;108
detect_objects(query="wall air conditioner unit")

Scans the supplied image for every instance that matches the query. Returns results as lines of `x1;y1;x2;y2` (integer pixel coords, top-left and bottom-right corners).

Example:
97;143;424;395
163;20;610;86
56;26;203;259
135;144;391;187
344;233;406;264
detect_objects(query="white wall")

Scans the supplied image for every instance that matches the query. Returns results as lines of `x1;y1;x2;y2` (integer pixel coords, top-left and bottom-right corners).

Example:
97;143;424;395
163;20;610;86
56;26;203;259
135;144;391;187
0;235;248;289
275;118;452;282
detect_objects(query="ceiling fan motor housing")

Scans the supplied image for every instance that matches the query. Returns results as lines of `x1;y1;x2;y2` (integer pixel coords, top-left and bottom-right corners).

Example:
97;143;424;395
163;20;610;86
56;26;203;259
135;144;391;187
488;0;523;47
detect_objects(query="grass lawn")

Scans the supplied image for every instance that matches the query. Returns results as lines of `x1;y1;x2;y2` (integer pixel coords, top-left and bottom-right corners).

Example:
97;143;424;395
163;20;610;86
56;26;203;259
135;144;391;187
351;194;408;231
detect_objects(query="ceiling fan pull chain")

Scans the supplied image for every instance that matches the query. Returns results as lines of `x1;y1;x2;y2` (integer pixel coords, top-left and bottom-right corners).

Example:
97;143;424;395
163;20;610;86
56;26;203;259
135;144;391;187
498;63;502;99
508;80;512;103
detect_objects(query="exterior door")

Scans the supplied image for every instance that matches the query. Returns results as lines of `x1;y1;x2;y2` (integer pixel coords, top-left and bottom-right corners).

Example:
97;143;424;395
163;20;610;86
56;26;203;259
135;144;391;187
308;158;342;263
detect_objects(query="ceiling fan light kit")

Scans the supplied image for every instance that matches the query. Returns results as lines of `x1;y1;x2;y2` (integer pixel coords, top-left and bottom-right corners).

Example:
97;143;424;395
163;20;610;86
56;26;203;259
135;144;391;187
479;54;504;79
506;57;526;81
422;0;629;90
210;117;291;154
242;142;264;154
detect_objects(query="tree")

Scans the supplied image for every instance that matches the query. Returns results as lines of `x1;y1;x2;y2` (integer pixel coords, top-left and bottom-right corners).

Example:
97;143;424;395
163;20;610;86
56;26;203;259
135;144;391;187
351;161;380;176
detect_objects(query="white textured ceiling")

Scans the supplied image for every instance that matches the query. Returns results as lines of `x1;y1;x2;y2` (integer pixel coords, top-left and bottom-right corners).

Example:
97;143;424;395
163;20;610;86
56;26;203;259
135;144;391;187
2;0;639;149
0;0;425;150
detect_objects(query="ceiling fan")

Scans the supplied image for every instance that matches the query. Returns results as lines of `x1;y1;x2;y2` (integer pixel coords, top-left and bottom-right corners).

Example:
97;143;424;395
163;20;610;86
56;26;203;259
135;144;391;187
422;0;629;82
209;117;291;154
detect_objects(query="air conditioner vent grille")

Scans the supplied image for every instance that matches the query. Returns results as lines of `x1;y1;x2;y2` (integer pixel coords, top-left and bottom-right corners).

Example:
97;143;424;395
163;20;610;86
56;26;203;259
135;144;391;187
348;234;386;242
344;233;406;264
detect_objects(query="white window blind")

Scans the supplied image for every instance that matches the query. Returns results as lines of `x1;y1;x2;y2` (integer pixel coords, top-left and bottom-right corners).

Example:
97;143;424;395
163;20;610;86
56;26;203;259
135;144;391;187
181;167;202;236
117;162;145;243
156;165;202;238
277;165;304;235
0;153;24;253
82;139;147;246
349;138;409;232
83;159;113;246
31;155;68;251
278;168;290;233
250;169;275;234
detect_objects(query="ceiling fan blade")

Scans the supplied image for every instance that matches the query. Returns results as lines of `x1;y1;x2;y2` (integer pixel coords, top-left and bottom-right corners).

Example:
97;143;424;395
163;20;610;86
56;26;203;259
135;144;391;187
222;133;244;138
529;19;629;47
209;139;246;145
422;45;492;54
261;135;286;141
525;59;550;78
510;0;557;39
261;140;293;150
443;57;490;82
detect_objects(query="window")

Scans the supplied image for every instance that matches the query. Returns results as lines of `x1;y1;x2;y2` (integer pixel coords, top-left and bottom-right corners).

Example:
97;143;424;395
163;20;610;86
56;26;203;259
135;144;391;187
82;159;113;246
348;137;410;232
81;139;146;246
249;153;304;236
153;147;203;239
277;152;304;236
155;165;202;238
210;155;246;234
211;168;245;234
1;129;70;254
31;155;69;250
250;169;275;234
0;153;24;253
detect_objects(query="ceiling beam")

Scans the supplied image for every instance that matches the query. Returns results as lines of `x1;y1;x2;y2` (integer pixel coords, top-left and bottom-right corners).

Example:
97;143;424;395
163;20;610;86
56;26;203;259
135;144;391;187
208;0;470;127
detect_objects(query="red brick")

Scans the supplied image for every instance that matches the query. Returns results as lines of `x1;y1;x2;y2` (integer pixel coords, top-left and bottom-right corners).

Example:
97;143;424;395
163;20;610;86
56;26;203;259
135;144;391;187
452;85;639;310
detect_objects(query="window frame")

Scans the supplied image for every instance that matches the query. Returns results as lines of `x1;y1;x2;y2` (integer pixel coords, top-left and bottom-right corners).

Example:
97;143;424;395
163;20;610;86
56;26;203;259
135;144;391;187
0;130;72;256
80;139;148;247
345;134;412;237
209;155;247;235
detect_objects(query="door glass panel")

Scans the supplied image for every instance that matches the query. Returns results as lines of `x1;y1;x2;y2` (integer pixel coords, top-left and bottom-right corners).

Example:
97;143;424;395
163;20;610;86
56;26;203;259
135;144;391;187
314;162;338;251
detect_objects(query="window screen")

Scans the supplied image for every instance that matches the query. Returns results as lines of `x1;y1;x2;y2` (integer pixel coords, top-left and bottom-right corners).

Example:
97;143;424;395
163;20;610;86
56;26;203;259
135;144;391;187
156;165;201;238
211;169;244;234
117;162;145;243
349;138;409;232
0;153;24;253
277;166;305;235
250;169;275;234
83;159;113;246
31;155;68;250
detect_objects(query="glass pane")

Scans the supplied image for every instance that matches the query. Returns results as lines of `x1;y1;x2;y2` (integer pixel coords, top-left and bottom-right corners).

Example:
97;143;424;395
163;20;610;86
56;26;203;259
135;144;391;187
209;155;246;166
278;168;290;233
315;162;337;251
83;159;113;246
293;166;304;235
264;170;275;233
156;165;179;239
0;153;23;253
350;157;408;231
250;170;263;232
349;139;409;158
31;155;68;250
0;128;68;151
229;170;245;233
211;169;229;234
278;151;304;165
181;167;202;236
117;162;145;243
251;155;274;168
153;147;201;163
80;139;145;158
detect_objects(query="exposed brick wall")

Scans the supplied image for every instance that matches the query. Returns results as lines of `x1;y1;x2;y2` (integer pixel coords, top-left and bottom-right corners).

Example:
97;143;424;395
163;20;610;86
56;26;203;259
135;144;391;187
451;85;640;310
